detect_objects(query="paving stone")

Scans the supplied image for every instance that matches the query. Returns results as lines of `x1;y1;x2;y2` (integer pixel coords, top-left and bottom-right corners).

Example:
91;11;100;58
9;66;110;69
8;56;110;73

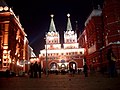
0;73;120;90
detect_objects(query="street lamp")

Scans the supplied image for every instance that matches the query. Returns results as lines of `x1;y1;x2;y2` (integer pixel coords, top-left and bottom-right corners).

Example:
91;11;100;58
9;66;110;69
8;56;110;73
45;34;48;77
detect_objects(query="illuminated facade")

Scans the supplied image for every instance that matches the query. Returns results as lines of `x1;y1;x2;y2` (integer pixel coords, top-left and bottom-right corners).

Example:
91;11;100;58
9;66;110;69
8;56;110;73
39;14;84;71
0;1;33;73
78;0;120;71
102;0;120;69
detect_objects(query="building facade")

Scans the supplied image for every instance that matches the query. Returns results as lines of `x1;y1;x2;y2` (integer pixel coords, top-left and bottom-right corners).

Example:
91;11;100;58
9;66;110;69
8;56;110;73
0;1;34;73
102;0;120;69
78;0;120;71
39;14;84;72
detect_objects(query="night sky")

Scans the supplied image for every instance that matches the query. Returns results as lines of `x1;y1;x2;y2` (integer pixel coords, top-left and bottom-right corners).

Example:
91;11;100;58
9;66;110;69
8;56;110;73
5;0;104;56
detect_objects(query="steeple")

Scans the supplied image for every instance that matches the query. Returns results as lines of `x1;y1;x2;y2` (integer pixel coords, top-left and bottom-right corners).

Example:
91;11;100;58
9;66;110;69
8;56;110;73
67;13;72;31
49;14;56;32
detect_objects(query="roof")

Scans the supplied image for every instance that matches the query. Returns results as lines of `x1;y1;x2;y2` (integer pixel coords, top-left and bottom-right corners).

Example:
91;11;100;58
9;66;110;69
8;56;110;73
49;14;56;32
67;13;72;31
85;5;102;26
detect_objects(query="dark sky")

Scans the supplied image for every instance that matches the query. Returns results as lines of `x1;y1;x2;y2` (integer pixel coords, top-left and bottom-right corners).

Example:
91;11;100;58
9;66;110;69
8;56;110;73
5;0;104;56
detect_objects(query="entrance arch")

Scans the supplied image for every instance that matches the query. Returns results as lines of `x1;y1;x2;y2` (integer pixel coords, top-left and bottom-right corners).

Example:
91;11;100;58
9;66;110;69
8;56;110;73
69;61;77;70
49;62;57;71
61;64;66;69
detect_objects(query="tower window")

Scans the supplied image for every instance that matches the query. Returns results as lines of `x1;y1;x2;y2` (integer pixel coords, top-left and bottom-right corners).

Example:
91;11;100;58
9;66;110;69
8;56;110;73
80;52;82;54
4;63;6;66
69;53;71;55
66;53;68;55
75;52;77;54
4;59;6;61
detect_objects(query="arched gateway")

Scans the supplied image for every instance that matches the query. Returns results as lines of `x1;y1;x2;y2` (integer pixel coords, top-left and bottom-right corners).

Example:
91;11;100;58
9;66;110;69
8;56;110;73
69;61;77;70
39;14;84;73
50;62;57;71
48;60;78;72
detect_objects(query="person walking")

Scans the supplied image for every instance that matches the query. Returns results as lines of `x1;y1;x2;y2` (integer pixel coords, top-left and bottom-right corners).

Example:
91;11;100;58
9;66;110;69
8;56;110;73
83;62;88;77
33;61;38;78
107;48;117;77
38;62;41;78
69;66;73;76
29;63;34;78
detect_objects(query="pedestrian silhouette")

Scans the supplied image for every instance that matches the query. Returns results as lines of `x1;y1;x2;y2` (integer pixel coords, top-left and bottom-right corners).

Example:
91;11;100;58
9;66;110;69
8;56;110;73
5;68;10;78
83;62;88;77
78;69;82;74
33;61;38;78
107;48;117;77
69;66;74;76
38;62;41;78
29;63;34;78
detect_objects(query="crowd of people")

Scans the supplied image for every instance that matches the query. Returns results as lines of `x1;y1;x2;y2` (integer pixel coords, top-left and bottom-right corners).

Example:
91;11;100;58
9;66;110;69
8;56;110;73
28;62;86;78
29;61;41;78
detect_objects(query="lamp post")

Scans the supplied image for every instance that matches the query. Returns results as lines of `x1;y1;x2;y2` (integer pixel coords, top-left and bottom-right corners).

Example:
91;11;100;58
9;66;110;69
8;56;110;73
45;35;48;77
118;30;120;61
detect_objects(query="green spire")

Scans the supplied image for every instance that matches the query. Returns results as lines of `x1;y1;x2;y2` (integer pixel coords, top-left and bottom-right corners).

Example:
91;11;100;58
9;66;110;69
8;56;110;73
67;13;72;31
49;14;56;32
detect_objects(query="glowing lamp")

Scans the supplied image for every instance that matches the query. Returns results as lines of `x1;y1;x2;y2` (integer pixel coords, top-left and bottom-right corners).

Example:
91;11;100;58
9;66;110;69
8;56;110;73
0;7;3;11
4;6;9;11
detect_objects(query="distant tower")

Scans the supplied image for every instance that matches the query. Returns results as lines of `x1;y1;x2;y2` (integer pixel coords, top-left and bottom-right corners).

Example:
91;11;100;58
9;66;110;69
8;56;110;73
63;14;78;49
45;14;61;50
39;14;85;72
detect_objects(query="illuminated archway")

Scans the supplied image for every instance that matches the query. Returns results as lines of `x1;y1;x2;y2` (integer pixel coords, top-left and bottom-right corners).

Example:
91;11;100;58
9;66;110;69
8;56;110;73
69;61;77;70
61;63;66;69
49;62;57;70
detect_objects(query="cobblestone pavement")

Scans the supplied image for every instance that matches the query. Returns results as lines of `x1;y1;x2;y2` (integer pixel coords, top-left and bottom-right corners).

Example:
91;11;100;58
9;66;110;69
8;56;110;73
0;73;120;90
